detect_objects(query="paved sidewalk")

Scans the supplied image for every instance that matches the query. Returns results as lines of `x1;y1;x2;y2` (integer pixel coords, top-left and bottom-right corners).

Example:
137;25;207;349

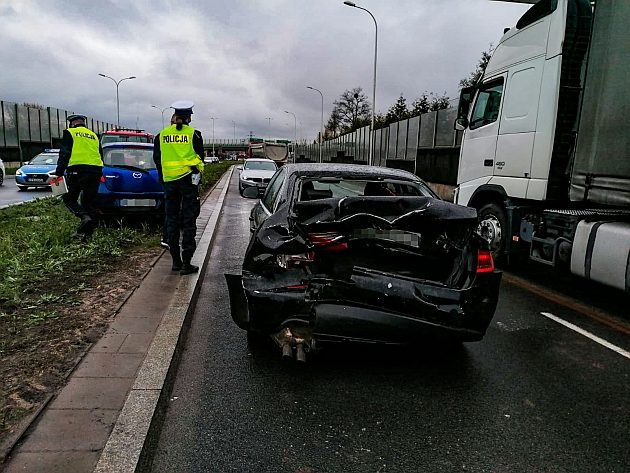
3;169;233;473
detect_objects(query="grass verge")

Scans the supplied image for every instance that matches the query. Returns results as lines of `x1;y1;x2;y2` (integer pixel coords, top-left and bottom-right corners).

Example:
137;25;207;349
0;162;233;442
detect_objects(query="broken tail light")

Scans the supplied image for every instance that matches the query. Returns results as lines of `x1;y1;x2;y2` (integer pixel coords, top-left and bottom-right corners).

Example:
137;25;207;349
277;252;315;269
308;232;348;252
100;175;106;183
476;249;495;274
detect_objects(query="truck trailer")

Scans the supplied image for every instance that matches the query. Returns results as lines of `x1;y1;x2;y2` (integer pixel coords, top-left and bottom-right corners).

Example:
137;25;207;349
248;142;289;166
454;0;630;291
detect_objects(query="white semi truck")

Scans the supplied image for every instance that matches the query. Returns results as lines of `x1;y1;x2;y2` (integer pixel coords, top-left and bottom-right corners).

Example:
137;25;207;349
454;0;630;291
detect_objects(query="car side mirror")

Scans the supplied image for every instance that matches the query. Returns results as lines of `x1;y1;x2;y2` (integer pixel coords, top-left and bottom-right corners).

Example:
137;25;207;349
454;117;469;131
236;165;243;171
242;186;259;198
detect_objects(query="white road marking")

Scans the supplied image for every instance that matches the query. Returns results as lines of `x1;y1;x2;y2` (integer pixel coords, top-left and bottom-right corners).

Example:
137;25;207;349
541;312;630;360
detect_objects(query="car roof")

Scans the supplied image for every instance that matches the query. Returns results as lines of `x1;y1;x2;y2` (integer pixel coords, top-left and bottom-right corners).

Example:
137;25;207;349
103;129;152;136
282;163;421;181
245;158;276;163
101;142;154;149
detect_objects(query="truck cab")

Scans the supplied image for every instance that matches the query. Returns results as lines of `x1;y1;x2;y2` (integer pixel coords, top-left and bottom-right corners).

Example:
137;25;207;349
454;0;630;292
454;0;592;254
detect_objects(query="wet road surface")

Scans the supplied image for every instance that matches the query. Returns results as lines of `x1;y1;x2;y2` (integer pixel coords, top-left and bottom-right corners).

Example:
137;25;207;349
151;171;630;473
0;177;50;207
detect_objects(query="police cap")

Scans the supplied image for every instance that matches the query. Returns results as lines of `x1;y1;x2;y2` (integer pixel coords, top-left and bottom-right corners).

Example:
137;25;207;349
171;100;194;116
67;114;87;122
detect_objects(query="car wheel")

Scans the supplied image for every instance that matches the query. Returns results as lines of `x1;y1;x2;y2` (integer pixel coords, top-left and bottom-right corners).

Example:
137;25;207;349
239;186;245;197
0;170;4;186
477;202;508;265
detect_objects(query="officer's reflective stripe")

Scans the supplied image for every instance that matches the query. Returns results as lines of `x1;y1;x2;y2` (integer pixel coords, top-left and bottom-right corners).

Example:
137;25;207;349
159;124;204;182
161;160;200;167
68;127;102;167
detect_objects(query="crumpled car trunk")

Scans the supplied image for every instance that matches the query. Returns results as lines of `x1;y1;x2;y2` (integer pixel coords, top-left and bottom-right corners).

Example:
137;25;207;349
246;196;479;287
231;196;500;343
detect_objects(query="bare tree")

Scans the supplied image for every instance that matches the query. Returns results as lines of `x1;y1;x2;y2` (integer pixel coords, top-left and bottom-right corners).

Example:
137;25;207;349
330;87;371;133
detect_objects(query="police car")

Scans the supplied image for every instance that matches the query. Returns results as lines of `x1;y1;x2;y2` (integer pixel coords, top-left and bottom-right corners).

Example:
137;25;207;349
95;142;164;215
15;149;59;190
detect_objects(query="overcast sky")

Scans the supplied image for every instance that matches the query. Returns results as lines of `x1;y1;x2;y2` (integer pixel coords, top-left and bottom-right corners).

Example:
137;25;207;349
0;0;529;142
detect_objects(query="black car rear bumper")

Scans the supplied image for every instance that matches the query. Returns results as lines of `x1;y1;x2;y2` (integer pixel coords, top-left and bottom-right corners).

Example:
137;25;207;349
226;270;501;343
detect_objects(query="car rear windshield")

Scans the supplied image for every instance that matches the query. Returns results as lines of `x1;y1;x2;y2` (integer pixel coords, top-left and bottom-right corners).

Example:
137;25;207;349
103;148;156;170
29;153;59;165
101;135;152;144
244;160;276;171
298;178;437;201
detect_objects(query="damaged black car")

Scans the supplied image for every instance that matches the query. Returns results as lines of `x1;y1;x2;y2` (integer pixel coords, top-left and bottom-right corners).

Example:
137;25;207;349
226;164;501;360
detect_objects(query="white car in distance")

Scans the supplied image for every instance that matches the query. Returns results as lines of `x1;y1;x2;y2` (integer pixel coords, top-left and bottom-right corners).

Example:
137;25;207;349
238;158;277;196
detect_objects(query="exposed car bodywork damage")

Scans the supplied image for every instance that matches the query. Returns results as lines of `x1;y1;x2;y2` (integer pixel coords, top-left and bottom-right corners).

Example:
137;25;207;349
228;193;501;353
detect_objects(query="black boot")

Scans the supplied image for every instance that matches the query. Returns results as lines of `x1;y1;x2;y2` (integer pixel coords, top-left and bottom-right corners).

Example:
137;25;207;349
180;262;199;275
77;215;93;234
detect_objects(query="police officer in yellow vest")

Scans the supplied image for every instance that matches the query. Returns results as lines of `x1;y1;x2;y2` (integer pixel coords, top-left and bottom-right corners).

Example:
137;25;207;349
152;101;205;275
54;114;104;240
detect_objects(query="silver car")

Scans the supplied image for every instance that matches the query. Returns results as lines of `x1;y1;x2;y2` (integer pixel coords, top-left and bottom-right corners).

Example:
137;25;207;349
238;158;277;196
0;155;5;186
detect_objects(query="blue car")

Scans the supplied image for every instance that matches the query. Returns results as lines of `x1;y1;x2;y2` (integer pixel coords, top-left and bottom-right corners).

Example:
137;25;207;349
15;149;59;190
96;142;164;215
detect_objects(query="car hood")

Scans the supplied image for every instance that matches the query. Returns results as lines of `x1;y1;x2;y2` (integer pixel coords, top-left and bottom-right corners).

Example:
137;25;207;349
241;169;275;180
20;164;56;173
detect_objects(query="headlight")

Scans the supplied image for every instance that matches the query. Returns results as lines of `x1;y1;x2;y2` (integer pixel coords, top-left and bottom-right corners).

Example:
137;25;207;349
47;170;57;175
15;169;23;176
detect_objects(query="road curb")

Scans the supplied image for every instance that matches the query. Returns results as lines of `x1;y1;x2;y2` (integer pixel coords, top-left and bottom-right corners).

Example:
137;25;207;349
93;166;234;473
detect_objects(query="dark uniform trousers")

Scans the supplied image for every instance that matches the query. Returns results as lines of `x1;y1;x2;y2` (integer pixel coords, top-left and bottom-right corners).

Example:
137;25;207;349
164;174;200;264
62;170;101;221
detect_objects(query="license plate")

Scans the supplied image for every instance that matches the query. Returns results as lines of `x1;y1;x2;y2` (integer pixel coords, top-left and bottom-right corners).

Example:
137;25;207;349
354;229;421;248
120;199;155;207
28;178;45;183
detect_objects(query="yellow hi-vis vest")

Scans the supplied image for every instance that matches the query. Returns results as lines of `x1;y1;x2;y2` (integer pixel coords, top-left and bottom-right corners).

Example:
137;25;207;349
159;124;204;182
68;127;103;167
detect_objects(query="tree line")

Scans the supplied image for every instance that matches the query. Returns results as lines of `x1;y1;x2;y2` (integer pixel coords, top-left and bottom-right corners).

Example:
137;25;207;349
323;47;492;139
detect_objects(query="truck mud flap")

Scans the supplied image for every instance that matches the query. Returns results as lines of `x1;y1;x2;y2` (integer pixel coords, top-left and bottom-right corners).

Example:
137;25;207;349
225;273;250;330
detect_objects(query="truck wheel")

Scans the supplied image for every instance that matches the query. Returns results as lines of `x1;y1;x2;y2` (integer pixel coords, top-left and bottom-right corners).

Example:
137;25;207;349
477;202;508;264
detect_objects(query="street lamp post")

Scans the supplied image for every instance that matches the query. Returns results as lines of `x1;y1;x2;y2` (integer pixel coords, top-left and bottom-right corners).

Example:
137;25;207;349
231;120;236;140
210;117;218;156
343;1;377;166
284;110;297;163
151;105;168;129
98;73;136;127
265;117;272;141
306;86;324;163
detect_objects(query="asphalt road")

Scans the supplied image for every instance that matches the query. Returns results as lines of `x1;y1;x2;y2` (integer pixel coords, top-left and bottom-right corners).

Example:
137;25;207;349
0;176;50;207
151;171;630;473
